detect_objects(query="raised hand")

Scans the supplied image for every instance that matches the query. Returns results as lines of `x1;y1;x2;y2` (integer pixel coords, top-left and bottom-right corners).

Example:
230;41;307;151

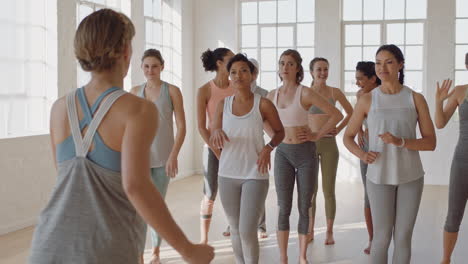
435;79;454;103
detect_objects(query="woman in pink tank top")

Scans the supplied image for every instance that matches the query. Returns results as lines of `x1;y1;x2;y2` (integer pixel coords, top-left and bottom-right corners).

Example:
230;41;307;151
196;47;235;244
266;49;343;264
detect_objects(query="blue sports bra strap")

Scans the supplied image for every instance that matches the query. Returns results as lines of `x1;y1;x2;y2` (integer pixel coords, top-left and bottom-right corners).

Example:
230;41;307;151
77;87;93;122
90;87;120;114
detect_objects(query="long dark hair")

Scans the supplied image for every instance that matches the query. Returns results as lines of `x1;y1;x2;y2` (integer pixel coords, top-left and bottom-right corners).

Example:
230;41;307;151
376;44;405;84
356;61;381;85
201;48;232;72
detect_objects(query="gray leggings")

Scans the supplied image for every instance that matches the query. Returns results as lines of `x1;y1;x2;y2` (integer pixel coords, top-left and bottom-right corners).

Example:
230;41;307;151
274;142;317;235
219;177;269;264
360;140;370;208
445;155;468;232
367;177;423;264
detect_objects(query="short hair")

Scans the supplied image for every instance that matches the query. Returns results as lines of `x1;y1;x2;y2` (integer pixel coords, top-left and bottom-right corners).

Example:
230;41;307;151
227;53;255;73
141;49;165;65
356;61;381;85
74;9;135;72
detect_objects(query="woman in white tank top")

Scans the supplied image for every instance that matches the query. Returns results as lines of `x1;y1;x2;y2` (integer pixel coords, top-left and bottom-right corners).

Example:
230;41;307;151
210;54;284;264
343;44;436;264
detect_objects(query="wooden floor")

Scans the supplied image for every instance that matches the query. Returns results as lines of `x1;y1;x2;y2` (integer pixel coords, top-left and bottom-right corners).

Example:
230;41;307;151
1;175;467;264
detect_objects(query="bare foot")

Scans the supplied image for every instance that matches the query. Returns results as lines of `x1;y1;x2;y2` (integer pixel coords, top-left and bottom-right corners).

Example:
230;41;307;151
258;229;268;239
299;257;309;264
199;238;208;244
440;260;450;264
149;254;161;264
363;240;371;255
222;226;230;237
306;230;314;243
325;231;335;245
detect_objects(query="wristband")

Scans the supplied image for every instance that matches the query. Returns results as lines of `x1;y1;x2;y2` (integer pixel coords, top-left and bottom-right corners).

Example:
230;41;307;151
398;138;405;148
267;142;276;150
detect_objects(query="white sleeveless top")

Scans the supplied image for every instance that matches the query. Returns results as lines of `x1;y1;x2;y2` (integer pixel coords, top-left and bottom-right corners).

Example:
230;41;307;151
219;94;268;180
366;86;424;185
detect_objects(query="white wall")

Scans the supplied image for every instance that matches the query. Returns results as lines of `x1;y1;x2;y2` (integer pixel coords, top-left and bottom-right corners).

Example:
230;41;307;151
192;0;238;171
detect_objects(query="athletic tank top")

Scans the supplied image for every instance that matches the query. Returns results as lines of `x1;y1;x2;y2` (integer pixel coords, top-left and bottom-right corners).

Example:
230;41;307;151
29;89;146;264
309;88;336;114
454;89;468;158
55;87;121;172
219;94;268;180
366;86;424;185
273;85;309;127
138;82;174;168
206;80;234;130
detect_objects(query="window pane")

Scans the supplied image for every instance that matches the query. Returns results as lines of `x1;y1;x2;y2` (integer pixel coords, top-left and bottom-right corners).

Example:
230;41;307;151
363;46;379;61
297;23;314;46
345;25;362;45
455;45;468;70
163;21;171;46
242;25;258;48
30;27;46;61
30;0;45;25
154;21;162;45
277;26;294;47
259;1;277;24
145;20;153;44
386;23;404;44
153;0;162;20
385;0;404;20
242;48;258;60
78;4;94;25
278;0;296;23
260;71;278;90
456;19;468;44
345;47;362;70
363;24;380;45
144;0;152;17
106;0;119;9
9;99;27;134
406;23;424;45
406;0;427;19
405;71;423;92
363;0;383;20
261;27;275;47
456;70;468;86
261;48;277;71
241;1;257;24
298;47;315;77
343;0;362;21
297;0;315;22
28;63;46;96
405;46;423;70
27;98;46;132
345;71;359;92
457;0;468;17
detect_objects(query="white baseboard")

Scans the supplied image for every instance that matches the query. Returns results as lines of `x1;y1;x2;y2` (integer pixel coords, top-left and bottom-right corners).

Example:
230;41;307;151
0;217;36;236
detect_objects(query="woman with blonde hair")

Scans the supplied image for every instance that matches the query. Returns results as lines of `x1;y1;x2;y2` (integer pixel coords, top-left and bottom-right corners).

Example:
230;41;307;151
28;9;213;264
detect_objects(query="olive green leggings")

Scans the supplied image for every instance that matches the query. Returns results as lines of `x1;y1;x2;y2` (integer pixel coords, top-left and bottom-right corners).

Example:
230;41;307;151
310;137;338;220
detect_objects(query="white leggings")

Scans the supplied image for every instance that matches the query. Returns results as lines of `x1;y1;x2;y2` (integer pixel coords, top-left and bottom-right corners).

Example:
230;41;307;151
219;177;269;264
367;177;424;264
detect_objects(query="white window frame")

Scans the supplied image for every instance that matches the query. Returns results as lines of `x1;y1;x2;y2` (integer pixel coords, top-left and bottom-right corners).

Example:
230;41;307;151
238;0;316;90
341;0;427;97
455;0;468;85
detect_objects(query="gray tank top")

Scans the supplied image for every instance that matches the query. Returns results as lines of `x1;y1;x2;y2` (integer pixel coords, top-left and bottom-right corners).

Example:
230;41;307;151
138;82;174;168
28;89;146;264
309;88;336;114
454;90;468;156
366;86;424;185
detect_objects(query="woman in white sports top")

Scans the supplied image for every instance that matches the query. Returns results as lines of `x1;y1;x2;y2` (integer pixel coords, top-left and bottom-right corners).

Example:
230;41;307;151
343;44;436;264
210;53;284;264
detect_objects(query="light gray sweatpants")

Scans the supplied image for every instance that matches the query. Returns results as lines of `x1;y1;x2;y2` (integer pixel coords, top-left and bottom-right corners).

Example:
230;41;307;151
367;177;424;264
219;177;269;264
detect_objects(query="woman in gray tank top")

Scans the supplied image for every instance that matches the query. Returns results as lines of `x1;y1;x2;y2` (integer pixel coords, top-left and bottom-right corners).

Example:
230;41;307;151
354;61;381;255
28;9;213;264
343;44;436;264
131;49;187;264
434;52;468;264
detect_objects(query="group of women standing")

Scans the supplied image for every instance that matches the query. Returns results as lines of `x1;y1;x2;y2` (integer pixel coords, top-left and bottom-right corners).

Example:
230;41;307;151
26;8;468;264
